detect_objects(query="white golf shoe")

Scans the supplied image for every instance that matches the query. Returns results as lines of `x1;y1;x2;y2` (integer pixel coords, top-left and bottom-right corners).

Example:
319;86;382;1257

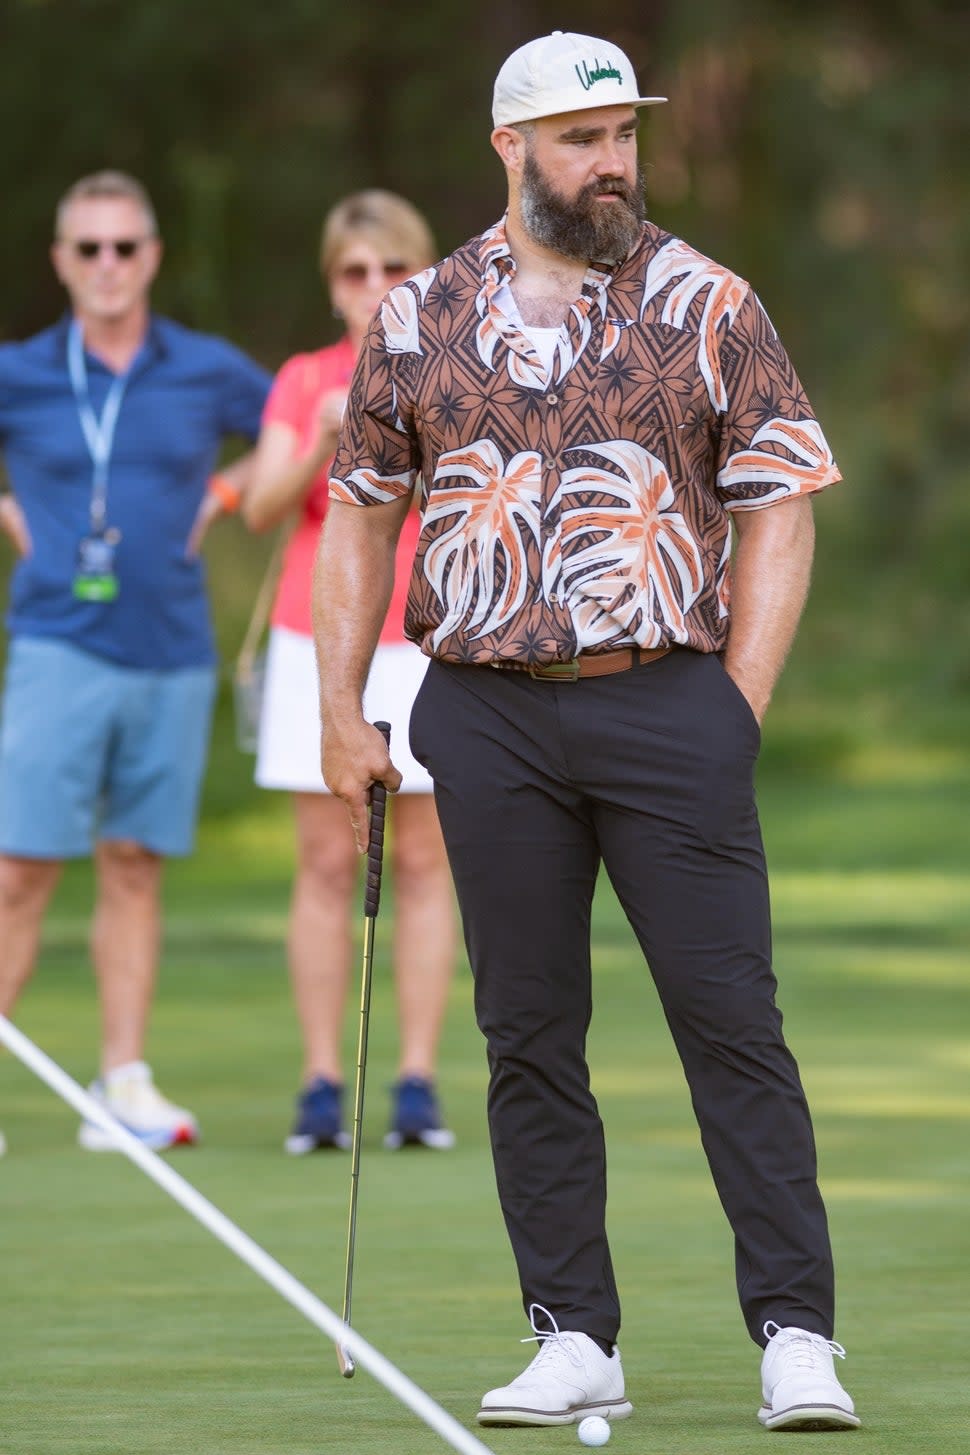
78;1061;199;1151
477;1304;632;1427
758;1321;860;1430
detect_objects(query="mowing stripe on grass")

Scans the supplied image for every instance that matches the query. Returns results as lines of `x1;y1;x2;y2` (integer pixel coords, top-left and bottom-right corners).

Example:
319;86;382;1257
0;1013;497;1455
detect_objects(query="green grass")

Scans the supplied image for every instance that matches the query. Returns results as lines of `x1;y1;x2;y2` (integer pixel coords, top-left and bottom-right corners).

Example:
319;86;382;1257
1;709;968;1455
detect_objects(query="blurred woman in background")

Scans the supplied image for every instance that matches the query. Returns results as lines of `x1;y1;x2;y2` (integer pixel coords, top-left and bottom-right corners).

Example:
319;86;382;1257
244;191;456;1154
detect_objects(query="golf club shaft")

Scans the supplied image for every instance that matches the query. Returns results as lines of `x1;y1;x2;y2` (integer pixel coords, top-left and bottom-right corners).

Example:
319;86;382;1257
339;911;377;1369
0;1012;496;1455
338;719;390;1378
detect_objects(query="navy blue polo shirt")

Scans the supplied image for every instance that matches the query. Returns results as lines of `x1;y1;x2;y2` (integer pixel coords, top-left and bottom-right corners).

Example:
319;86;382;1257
0;315;271;669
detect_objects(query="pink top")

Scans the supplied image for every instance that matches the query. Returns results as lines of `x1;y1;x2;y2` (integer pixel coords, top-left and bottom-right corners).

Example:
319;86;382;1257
263;337;419;642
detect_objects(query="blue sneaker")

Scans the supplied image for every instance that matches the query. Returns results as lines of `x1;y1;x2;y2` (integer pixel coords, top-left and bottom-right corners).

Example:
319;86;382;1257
284;1077;351;1154
384;1076;455;1150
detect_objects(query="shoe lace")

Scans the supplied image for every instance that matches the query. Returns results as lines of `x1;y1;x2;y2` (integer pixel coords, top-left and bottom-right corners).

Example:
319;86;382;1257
131;1085;177;1122
519;1303;586;1371
108;1071;181;1123
763;1320;847;1366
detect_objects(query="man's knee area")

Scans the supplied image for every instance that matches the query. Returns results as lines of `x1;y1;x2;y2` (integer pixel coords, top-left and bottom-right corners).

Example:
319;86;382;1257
0;856;60;911
477;1002;590;1061
664;978;784;1045
97;841;161;894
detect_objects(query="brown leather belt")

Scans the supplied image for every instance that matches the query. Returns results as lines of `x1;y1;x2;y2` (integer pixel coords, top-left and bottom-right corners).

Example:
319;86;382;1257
492;645;672;682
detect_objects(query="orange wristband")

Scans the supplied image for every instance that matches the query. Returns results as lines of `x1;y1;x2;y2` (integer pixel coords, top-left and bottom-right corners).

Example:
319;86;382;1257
208;474;241;513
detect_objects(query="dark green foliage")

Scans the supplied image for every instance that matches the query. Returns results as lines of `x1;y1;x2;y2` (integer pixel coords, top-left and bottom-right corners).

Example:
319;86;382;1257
1;0;967;729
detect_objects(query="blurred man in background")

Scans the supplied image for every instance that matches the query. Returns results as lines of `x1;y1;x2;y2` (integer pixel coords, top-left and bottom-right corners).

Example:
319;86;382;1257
0;170;270;1154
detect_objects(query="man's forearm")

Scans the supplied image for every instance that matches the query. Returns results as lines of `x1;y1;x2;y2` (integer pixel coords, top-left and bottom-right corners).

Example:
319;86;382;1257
312;496;411;843
312;498;406;728
724;495;815;723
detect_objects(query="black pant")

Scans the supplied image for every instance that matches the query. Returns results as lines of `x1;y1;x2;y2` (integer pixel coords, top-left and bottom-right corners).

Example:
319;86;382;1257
410;649;835;1347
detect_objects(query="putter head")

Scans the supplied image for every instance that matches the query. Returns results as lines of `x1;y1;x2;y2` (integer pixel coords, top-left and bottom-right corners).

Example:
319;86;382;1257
337;1345;356;1379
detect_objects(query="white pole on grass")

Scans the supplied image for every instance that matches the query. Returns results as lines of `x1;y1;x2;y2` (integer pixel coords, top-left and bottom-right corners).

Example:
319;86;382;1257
0;1014;497;1455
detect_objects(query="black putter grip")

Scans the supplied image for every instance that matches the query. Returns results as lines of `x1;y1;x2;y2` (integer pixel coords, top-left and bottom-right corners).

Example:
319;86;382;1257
363;721;391;919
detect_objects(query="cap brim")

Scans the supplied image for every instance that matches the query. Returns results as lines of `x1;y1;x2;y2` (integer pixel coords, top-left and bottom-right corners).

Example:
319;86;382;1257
494;95;668;127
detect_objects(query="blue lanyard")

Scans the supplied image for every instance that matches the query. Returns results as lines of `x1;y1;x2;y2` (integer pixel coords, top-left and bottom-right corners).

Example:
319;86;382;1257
67;320;133;532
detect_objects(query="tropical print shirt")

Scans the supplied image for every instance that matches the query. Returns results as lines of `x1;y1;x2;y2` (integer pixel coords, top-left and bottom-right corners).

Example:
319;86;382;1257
330;218;841;664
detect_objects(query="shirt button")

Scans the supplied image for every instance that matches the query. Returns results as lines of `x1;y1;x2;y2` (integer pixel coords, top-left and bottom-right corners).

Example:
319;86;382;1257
546;393;559;405
549;593;560;605
543;458;556;472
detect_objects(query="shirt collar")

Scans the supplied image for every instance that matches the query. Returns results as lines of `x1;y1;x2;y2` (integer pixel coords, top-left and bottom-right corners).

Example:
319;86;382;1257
56;311;168;374
478;214;649;296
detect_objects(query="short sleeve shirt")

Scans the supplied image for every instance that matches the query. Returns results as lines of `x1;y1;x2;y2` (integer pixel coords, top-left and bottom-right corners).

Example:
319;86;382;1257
262;340;419;643
0;315;271;669
330;219;841;664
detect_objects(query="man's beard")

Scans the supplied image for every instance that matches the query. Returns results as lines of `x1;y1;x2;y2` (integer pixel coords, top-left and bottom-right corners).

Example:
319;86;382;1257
519;149;646;264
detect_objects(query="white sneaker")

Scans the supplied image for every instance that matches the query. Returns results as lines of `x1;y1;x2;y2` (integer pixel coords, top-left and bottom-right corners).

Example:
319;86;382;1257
758;1321;860;1430
477;1304;633;1427
78;1062;199;1152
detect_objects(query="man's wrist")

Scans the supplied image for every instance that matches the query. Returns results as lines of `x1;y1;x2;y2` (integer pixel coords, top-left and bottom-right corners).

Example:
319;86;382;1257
207;473;242;512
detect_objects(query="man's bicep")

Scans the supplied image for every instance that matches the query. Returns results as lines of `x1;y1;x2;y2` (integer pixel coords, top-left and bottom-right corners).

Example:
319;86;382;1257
313;501;405;682
730;492;815;559
319;495;411;562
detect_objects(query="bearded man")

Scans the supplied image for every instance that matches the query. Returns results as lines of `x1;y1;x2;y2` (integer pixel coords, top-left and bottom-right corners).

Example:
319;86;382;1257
313;30;860;1435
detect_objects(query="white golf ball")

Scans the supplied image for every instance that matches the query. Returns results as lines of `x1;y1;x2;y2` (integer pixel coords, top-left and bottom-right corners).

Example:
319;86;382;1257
578;1415;611;1446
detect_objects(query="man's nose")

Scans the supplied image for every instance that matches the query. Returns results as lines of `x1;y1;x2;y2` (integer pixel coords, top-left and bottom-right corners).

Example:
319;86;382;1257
593;143;626;177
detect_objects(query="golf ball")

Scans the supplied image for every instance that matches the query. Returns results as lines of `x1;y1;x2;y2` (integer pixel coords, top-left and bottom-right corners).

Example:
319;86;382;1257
578;1415;611;1446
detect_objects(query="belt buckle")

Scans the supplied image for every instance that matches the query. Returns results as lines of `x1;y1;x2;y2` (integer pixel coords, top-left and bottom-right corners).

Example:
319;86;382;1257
527;658;581;682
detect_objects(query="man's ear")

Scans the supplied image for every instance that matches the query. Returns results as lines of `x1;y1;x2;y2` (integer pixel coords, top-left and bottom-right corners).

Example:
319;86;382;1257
143;236;164;287
50;241;68;286
490;125;528;174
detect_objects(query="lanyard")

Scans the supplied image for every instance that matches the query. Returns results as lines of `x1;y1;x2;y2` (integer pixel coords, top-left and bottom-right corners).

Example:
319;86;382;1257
67;320;133;533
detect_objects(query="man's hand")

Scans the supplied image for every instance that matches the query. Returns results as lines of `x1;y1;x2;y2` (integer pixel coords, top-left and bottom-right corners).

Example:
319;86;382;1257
0;495;31;556
185;489;225;558
313;495;411;848
323;716;402;852
188;451;259;554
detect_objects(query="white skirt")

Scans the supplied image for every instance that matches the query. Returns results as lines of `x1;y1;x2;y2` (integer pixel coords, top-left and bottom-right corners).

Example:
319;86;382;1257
254;626;433;794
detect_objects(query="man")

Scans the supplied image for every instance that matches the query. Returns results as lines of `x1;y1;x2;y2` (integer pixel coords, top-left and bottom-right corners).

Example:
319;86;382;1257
314;32;859;1434
0;171;270;1152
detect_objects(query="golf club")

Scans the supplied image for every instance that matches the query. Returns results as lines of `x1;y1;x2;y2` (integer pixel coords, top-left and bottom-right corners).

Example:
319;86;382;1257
337;719;390;1379
0;1011;497;1455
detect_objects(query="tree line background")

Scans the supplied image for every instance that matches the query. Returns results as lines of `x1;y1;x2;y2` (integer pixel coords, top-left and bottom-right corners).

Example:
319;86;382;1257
1;0;967;768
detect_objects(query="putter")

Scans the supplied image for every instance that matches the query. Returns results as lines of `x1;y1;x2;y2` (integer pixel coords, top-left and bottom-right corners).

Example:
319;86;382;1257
337;720;391;1379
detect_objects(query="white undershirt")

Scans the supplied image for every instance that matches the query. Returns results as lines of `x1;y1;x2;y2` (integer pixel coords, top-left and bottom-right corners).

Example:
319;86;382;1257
494;279;561;376
519;324;561;377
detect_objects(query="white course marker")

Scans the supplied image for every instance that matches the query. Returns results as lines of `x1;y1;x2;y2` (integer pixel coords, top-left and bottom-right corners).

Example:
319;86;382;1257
0;1014;497;1455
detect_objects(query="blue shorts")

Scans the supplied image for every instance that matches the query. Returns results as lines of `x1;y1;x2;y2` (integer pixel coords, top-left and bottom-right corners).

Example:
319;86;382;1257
0;636;217;859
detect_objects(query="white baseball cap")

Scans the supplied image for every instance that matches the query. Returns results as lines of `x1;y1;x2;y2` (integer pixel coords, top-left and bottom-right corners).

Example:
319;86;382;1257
492;30;667;128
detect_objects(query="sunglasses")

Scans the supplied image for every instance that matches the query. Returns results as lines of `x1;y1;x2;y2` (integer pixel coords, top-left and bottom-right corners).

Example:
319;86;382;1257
335;260;412;287
69;238;148;261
